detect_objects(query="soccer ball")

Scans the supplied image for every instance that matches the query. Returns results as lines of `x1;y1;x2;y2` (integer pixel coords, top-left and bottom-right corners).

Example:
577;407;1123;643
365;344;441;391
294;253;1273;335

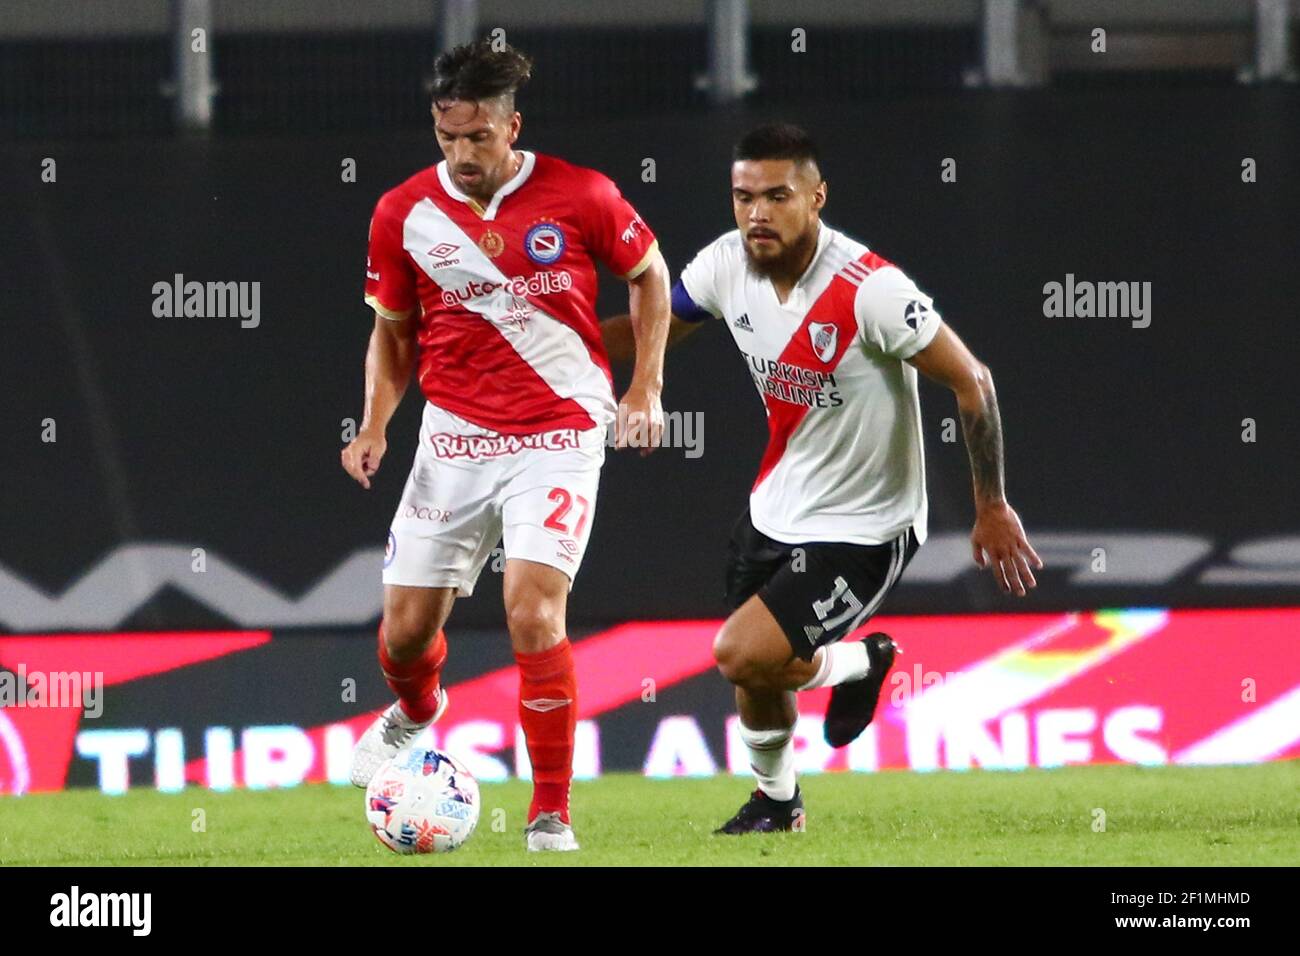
365;748;480;854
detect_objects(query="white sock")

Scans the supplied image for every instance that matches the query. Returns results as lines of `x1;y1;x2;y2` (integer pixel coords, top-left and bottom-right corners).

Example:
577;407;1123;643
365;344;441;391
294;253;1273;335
739;722;796;801
797;641;870;691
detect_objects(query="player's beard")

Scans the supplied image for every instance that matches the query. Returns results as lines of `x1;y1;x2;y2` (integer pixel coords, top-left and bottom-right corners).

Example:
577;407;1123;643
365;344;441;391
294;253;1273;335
743;223;819;283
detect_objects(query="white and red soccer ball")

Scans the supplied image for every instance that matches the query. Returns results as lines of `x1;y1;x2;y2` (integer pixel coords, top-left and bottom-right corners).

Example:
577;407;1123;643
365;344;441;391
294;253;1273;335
365;748;480;854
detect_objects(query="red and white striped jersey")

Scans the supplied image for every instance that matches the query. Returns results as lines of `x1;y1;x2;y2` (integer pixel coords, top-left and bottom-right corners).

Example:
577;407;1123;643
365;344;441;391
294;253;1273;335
675;223;941;545
364;150;658;435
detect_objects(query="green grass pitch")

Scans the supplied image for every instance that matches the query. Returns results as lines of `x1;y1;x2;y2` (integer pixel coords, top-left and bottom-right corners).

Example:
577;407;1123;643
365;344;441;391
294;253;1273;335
1;762;1296;866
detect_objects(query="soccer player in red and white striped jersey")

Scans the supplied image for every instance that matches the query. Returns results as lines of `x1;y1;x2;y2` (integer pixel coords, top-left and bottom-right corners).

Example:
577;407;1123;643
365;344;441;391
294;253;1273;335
341;41;670;852
605;124;1041;833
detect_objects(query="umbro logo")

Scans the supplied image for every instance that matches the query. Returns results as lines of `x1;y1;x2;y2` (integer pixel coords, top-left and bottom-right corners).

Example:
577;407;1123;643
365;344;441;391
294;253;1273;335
904;300;931;330
427;242;462;269
733;312;753;332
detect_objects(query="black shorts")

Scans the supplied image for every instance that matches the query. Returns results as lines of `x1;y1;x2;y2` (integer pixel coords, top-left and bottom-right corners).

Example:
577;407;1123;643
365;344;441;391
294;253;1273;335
724;508;919;661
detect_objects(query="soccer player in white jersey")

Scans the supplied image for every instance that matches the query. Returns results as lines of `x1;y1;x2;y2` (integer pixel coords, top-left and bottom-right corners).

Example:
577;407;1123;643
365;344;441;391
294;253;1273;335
604;124;1041;833
341;41;670;851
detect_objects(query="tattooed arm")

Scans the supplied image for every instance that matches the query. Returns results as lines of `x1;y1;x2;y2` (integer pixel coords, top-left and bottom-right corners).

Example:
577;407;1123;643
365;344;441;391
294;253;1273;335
908;325;1043;596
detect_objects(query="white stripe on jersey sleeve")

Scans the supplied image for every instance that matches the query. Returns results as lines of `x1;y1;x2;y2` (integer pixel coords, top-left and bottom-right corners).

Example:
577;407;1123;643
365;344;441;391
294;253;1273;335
839;259;874;285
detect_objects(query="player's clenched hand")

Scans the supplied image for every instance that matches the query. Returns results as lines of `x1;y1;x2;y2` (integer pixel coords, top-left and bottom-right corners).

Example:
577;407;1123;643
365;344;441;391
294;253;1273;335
971;501;1043;597
341;429;388;490
615;382;665;457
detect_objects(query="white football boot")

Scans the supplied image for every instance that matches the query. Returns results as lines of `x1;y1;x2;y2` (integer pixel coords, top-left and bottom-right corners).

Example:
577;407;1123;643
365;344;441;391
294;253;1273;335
348;689;449;788
525;811;580;852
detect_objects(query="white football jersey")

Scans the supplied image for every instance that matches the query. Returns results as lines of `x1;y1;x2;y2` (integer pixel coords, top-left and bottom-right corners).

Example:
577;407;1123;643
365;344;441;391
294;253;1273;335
675;222;942;546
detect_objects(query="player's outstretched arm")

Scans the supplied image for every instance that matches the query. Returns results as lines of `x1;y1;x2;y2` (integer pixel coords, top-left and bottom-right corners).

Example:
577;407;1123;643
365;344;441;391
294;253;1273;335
615;249;672;456
907;324;1043;596
340;311;418;490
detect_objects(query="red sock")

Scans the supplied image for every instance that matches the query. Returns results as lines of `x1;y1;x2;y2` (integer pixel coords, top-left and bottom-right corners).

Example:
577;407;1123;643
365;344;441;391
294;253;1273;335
377;623;447;724
516;639;577;824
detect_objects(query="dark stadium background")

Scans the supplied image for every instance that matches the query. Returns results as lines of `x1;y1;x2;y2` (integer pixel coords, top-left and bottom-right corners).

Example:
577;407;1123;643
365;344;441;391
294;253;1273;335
1;1;1297;795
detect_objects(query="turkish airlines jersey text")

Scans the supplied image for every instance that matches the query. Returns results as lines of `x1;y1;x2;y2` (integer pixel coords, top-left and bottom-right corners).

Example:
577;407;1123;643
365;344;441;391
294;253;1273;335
674;224;941;546
364;151;658;435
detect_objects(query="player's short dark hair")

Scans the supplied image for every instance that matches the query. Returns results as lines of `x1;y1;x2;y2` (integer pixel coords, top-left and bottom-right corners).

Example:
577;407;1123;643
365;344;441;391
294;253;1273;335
430;39;533;111
733;123;822;178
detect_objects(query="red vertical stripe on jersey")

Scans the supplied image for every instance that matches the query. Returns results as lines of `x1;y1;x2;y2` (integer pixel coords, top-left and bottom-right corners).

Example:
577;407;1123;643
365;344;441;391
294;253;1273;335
751;270;865;491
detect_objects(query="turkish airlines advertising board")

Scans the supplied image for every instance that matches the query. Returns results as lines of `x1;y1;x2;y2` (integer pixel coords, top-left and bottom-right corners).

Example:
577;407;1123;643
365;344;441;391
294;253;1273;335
1;608;1297;796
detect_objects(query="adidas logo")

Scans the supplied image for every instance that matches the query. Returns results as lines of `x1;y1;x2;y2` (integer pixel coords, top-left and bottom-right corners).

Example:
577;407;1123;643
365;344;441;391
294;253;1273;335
838;259;876;286
804;624;824;641
733;312;753;332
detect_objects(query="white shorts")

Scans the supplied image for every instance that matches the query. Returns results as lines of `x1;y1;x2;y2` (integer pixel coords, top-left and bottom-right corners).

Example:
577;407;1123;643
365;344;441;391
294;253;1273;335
382;401;606;596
